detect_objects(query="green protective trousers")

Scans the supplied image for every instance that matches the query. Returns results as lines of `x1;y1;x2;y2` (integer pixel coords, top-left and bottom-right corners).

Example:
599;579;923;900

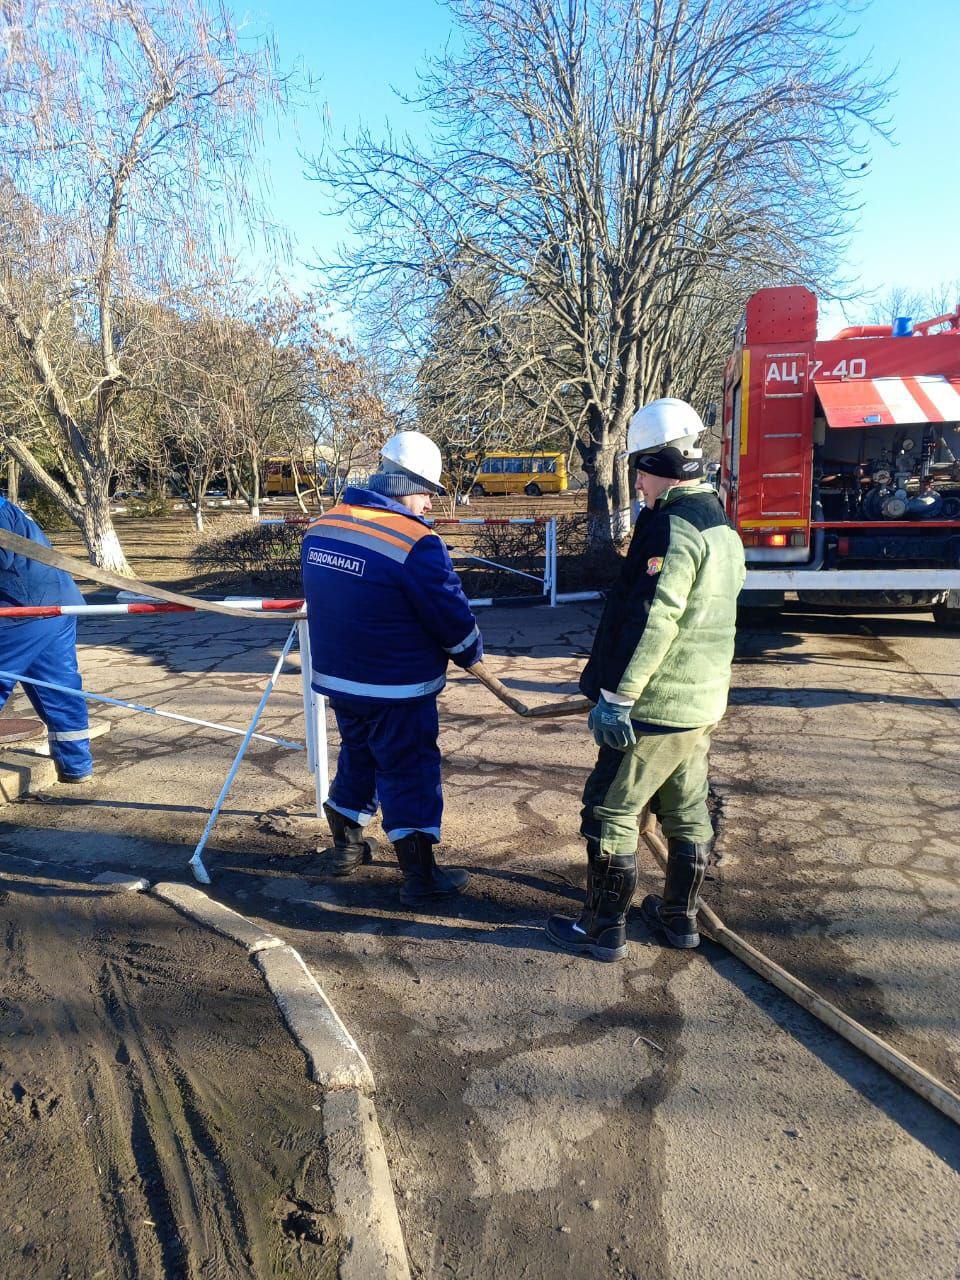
580;726;715;854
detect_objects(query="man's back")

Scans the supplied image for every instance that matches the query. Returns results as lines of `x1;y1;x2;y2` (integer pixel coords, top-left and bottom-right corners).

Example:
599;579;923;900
302;487;480;703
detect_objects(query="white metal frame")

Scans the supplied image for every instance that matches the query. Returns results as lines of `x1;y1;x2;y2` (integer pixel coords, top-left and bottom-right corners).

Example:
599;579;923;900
446;515;558;607
741;569;960;591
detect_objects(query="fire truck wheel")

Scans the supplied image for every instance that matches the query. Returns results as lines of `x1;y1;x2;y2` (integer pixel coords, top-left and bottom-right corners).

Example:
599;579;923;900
932;602;960;629
738;590;785;619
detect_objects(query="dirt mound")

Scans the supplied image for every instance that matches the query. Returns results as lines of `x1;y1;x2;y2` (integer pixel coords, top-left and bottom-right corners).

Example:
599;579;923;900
0;864;339;1280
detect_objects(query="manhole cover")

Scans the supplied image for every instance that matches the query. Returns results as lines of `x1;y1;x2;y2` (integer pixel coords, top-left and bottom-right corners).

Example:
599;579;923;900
0;717;46;745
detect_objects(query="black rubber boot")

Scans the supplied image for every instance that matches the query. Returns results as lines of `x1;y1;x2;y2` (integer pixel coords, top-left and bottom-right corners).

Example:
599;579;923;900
393;833;469;908
322;803;375;877
640;839;710;949
546;846;638;962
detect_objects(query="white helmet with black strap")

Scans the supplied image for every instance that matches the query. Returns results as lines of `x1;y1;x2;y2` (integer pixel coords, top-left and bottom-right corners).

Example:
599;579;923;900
627;397;705;460
626;397;706;481
377;430;446;496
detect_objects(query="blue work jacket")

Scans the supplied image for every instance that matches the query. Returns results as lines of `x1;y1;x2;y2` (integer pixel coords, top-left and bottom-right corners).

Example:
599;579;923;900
302;488;482;703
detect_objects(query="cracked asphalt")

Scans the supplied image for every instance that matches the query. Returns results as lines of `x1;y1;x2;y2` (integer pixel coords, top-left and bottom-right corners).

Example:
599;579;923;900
0;600;958;1279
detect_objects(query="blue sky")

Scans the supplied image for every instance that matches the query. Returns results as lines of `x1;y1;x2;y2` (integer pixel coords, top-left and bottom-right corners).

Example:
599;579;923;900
245;0;959;334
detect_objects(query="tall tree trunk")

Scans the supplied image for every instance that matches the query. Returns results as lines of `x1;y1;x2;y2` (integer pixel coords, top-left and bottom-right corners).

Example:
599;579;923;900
80;485;133;574
291;471;309;514
585;440;617;551
2;433;131;572
249;464;260;522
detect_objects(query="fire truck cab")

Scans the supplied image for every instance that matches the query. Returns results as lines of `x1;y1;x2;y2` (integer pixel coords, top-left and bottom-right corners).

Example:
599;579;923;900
719;286;960;620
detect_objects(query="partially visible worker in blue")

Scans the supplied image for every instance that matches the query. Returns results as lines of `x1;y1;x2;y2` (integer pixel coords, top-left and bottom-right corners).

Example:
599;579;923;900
301;430;483;908
0;495;94;782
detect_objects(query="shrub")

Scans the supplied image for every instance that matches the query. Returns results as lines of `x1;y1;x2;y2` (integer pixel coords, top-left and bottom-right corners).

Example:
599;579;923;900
191;521;302;592
127;493;174;519
19;487;72;532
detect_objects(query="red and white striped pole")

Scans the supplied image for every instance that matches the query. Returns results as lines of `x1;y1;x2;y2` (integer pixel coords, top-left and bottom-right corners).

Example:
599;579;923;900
0;597;305;619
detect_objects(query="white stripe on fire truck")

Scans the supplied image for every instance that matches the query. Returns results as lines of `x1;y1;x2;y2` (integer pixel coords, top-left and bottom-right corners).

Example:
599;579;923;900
914;376;960;423
874;378;926;425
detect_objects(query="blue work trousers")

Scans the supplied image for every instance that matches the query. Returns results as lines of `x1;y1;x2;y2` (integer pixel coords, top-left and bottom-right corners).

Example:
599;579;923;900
327;696;442;842
0;619;93;778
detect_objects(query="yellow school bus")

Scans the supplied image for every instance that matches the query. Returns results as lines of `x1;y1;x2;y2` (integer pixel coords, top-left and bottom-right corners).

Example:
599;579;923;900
264;457;314;496
469;451;568;496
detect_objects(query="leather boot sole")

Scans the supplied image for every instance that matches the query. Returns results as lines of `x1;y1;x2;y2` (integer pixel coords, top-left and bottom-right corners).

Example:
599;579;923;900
639;896;700;949
399;868;469;908
545;917;627;962
328;845;375;877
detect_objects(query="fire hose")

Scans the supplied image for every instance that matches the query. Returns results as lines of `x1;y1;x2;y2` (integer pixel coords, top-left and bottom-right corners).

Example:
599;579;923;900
2;526;957;1127
470;666;960;1126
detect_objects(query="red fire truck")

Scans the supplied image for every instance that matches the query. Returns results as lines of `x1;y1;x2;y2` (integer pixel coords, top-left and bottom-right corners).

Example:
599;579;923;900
718;286;960;623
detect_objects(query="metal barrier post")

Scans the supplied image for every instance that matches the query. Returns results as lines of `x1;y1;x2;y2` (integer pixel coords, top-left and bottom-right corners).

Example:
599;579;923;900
298;616;329;818
189;623;299;885
548;517;558;607
313;693;329;817
298;619;317;772
542;518;551;600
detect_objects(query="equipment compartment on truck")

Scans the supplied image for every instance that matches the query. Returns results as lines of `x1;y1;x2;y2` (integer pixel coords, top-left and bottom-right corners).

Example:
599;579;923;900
718;286;960;620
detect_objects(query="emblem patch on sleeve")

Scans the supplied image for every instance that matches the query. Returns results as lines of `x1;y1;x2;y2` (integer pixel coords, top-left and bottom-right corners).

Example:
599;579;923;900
646;556;663;575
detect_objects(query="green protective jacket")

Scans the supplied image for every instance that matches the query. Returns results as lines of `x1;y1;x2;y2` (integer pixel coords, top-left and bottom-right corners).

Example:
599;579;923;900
579;483;746;728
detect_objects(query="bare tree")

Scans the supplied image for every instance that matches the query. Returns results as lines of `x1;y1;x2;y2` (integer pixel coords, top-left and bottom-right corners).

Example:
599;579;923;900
0;0;285;570
201;290;319;522
310;349;392;504
145;307;234;531
414;261;570;507
865;282;960;327
315;0;887;546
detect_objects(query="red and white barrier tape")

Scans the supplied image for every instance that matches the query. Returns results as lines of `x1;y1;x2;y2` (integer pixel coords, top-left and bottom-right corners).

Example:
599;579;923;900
0;597;304;619
260;515;547;527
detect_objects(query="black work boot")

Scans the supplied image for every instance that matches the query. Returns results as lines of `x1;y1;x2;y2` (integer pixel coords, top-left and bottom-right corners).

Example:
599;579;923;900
546;846;638;962
393;833;469;908
640;839;710;949
321;803;376;877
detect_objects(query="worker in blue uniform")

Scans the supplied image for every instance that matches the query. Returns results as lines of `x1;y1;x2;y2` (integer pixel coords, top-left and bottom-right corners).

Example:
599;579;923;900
302;431;483;908
0;495;94;781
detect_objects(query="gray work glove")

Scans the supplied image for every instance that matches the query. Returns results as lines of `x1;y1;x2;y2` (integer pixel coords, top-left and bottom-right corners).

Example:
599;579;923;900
587;695;637;751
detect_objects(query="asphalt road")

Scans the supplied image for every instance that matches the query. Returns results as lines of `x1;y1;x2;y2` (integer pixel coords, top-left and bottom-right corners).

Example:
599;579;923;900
0;600;957;1279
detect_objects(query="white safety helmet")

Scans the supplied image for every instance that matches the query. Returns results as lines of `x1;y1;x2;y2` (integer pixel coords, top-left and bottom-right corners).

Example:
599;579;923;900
380;430;446;496
627;397;705;460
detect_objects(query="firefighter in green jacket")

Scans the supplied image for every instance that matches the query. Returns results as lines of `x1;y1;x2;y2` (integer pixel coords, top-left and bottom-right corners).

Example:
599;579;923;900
547;398;746;961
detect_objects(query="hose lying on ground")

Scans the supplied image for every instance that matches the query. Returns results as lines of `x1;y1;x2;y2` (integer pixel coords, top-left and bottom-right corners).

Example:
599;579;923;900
468;660;591;718
462;668;960;1131
640;818;960;1130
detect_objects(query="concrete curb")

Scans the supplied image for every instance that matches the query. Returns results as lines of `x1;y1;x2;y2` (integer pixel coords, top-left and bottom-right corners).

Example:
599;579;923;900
0;718;110;806
153;880;285;953
92;870;149;892
0;749;58;805
0;854;408;1278
144;880;405;1276
255;944;376;1094
324;1088;411;1280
